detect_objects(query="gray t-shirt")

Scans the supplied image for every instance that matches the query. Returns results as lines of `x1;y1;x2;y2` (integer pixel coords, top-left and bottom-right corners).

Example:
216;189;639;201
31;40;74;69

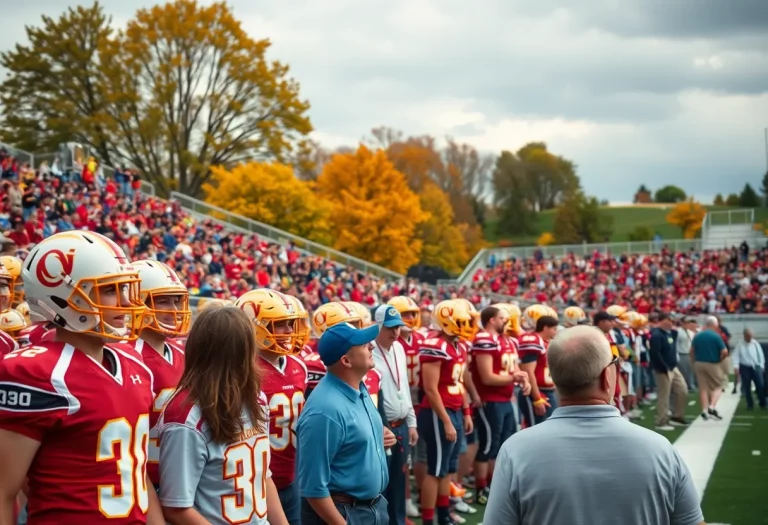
484;405;703;525
157;390;271;525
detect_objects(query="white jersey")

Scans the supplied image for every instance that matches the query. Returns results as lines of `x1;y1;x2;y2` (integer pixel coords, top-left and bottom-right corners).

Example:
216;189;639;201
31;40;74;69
157;390;271;525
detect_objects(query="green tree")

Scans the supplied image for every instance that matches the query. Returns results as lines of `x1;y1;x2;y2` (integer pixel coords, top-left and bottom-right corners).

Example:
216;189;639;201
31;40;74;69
628;225;654;242
0;4;115;161
654;185;687;203
762;170;768;207
553;191;613;244
725;193;740;206
739;183;761;207
516;142;580;210
492;150;538;237
713;193;725;205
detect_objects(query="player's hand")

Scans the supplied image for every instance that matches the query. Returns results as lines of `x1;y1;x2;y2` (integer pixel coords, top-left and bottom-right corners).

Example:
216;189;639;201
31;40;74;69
383;427;397;448
470;394;482;408
463;414;473;434
533;403;547;416
521;380;532;396
444;421;457;442
408;427;419;446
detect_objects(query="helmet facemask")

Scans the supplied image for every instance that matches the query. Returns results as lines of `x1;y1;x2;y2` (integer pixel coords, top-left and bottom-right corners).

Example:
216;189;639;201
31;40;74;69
142;291;192;337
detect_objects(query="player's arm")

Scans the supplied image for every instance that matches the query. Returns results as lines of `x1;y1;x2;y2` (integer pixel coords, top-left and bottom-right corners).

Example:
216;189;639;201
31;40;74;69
145;475;165;525
518;358;541;401
266;477;289;525
158;425;208;525
0;430;38;525
475;353;515;387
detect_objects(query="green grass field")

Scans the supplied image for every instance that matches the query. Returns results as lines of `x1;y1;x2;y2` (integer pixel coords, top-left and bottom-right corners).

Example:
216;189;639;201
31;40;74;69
484;205;768;246
422;390;765;525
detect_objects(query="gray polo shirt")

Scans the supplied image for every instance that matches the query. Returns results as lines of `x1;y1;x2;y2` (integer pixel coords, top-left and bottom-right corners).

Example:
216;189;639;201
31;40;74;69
484;405;703;525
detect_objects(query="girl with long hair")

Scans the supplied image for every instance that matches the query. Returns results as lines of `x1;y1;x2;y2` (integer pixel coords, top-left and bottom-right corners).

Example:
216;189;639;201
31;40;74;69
157;306;288;525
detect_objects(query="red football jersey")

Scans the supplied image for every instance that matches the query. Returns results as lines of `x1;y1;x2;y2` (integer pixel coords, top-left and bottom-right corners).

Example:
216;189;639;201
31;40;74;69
399;331;425;389
0;342;154;524
0;330;18;357
259;354;307;490
363;368;382;408
470;331;515;402
16;322;56;348
518;332;554;389
301;350;327;389
124;338;186;486
419;335;468;410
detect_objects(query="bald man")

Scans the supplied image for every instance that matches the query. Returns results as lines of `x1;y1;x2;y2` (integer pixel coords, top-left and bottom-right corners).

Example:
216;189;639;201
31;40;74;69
484;326;705;525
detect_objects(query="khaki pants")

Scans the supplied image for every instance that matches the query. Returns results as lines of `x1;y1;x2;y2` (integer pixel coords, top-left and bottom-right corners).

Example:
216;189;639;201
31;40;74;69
655;368;688;426
720;357;732;389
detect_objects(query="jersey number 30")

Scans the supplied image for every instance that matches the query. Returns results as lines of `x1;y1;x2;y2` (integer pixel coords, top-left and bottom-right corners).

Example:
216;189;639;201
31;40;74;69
222;436;270;522
269;391;304;451
97;416;150;519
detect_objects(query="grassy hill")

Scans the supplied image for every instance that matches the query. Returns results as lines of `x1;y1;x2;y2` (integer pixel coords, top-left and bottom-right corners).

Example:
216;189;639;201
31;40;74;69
485;205;768;246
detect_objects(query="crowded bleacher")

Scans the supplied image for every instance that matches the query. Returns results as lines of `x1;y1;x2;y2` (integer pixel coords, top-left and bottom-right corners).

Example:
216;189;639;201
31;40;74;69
3;145;768;317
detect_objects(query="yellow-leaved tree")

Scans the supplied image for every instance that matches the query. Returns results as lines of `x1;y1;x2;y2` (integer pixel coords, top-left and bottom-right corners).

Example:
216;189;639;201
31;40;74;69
666;199;706;239
203;163;332;245
537;232;555;246
316;146;427;273
417;183;468;274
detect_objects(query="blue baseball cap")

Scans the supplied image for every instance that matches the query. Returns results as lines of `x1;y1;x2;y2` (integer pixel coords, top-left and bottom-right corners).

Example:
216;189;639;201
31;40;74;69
318;322;380;366
373;304;406;328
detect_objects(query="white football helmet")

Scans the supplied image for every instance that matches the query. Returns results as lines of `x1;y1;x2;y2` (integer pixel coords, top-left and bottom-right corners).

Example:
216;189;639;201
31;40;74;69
0;308;27;338
133;260;191;337
21;231;145;341
0;263;12;314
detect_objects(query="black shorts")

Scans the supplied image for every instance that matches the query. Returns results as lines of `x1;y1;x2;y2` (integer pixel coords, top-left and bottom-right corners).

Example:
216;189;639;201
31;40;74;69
475;401;517;461
417;407;463;477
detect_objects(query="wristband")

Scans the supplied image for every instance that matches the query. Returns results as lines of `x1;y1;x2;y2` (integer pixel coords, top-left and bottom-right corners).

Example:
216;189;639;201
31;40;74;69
533;398;547;407
463;407;471;416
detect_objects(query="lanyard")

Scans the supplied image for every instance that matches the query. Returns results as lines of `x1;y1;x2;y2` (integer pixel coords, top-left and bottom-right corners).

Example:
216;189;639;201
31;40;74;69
379;343;401;392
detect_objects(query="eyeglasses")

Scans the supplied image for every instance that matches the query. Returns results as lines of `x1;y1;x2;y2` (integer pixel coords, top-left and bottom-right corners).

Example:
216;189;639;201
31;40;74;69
604;355;619;372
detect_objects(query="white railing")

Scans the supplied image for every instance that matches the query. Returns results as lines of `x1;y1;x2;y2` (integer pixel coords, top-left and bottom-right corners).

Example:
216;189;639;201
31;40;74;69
0;142;34;166
169;191;405;282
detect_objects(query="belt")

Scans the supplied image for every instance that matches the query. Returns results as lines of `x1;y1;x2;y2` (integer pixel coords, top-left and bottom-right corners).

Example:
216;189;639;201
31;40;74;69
330;493;381;507
389;418;406;428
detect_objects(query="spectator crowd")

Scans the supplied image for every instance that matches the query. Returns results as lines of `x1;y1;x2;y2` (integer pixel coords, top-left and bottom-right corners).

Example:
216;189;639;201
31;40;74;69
3;145;768;318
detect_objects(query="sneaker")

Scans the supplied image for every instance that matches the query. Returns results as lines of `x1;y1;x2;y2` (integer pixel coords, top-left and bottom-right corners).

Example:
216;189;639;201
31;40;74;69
655;424;675;431
700;412;709;421
629;408;643;419
462;475;476;489
406;499;420;518
450;482;466;499
452;500;477;514
647;392;657;401
449;510;465;523
731;387;738;394
670;417;689;427
477;487;490;505
708;408;723;420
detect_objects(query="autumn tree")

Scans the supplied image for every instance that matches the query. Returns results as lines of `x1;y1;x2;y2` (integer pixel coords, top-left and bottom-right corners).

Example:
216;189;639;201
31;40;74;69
553;190;613;244
1;1;312;196
417;183;468;274
739;183;760;207
537;232;555;246
203;162;332;244
516;142;580;211
725;193;740;206
634;184;653;203
316;146;426;273
713;193;725;205
0;4;115;159
654;185;687;203
492;150;538;237
666;199;706;239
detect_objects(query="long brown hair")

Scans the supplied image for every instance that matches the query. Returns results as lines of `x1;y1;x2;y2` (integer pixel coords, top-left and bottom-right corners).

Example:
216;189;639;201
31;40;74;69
176;306;266;443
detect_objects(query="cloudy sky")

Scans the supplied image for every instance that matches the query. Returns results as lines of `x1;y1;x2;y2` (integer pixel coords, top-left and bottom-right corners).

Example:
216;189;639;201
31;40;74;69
2;0;767;203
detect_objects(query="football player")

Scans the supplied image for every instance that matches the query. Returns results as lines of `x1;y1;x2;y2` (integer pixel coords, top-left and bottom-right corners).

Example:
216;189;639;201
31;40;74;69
0;231;161;524
123;259;191;488
0;256;24;308
518;305;560;425
157;306;288;525
471;305;530;505
0;263;18;356
417;300;473;525
563;306;587;328
236;289;308;525
14;298;57;348
0;309;27;342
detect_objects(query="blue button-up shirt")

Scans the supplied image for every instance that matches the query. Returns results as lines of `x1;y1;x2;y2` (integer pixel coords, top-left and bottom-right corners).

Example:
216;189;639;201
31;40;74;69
297;372;389;500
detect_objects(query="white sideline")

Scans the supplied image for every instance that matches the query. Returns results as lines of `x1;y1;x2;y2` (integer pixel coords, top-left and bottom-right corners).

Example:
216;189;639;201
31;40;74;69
672;387;741;501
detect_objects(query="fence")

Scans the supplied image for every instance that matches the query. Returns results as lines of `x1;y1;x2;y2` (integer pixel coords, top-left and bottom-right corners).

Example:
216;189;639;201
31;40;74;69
169;191;405;282
0;142;34;166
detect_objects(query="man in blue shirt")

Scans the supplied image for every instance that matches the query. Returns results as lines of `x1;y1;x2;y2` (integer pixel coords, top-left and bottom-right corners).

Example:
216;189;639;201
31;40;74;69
691;317;728;420
649;313;689;431
297;321;392;525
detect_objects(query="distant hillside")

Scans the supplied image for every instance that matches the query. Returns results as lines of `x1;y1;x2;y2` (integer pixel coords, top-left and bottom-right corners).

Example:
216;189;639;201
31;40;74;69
486;205;768;246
